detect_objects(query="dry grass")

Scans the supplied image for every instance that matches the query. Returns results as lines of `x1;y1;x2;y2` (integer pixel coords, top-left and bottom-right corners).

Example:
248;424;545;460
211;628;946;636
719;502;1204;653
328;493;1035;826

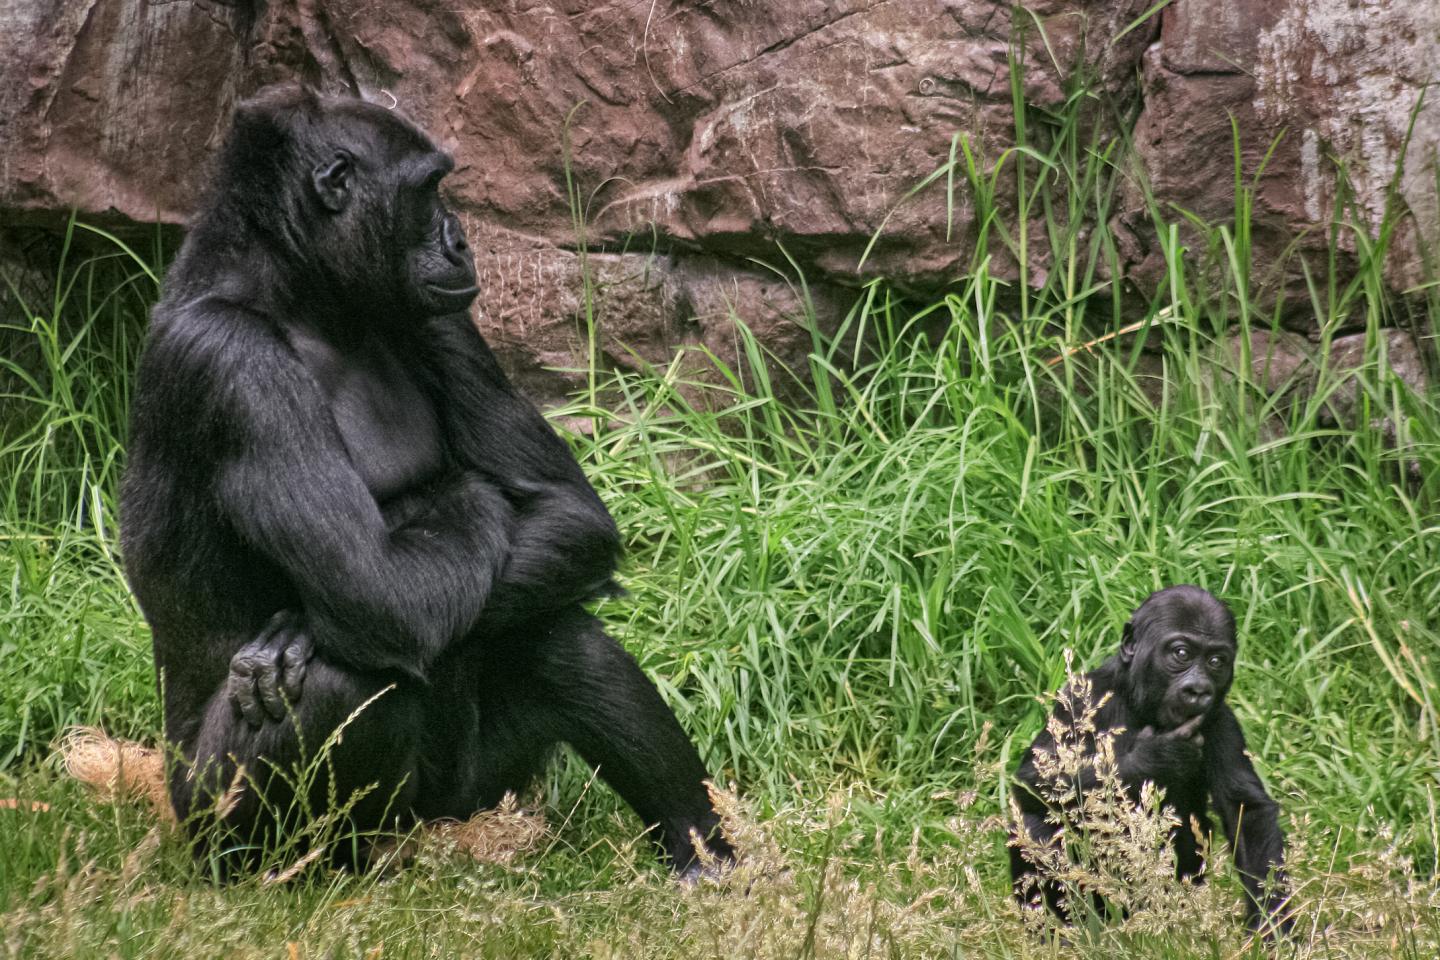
424;793;549;865
55;727;549;868
58;726;172;820
6;753;1437;958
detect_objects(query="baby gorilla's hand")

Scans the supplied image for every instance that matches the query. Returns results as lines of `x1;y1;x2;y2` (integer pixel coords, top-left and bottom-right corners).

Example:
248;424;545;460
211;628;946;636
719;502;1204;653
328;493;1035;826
227;611;313;727
1129;714;1206;782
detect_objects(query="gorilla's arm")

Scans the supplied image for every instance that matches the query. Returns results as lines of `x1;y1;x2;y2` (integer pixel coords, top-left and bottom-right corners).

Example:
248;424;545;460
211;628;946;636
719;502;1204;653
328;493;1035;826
1014;727;1201;816
1205;706;1291;933
419;312;622;626
209;309;516;678
1013;670;1204;814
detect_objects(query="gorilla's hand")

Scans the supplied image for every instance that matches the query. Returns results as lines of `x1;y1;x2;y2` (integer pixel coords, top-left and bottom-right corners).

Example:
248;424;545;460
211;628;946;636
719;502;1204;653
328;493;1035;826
1127;715;1205;782
228;611;314;727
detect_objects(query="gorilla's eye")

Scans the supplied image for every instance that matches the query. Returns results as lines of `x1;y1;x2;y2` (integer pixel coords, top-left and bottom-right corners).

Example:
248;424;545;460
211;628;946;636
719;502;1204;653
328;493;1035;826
1171;644;1192;663
403;173;446;235
1208;654;1228;669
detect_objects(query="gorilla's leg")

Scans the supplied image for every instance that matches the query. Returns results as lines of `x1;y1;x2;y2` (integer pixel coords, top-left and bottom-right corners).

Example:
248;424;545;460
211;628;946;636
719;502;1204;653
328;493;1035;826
542;611;732;871
452;609;731;873
174;657;423;873
1011;811;1067;917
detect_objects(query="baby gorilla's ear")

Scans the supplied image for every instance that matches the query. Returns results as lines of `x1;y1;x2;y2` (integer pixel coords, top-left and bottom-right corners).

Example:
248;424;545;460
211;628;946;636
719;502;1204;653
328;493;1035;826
1120;620;1137;665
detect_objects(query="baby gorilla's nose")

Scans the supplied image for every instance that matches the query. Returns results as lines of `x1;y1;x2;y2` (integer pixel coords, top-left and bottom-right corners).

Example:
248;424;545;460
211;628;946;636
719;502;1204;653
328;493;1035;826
1181;680;1214;711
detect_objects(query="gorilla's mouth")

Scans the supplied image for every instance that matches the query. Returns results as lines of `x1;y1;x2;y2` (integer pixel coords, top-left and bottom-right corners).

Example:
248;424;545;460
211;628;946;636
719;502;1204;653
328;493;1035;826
426;282;480;297
425;282;481;307
1159;702;1208;729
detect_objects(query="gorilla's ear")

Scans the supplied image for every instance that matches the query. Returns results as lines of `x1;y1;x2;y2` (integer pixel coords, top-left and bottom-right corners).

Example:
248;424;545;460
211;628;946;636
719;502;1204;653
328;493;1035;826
1120;620;1137;665
312;152;354;213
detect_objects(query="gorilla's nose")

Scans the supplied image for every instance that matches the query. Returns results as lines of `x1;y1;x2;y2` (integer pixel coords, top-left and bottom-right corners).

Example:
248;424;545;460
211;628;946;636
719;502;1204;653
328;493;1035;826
1181;681;1214;710
442;215;471;266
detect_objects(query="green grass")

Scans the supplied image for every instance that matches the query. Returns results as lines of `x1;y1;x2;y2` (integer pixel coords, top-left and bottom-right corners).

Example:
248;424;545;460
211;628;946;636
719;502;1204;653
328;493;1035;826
1;221;159;769
2;73;1439;958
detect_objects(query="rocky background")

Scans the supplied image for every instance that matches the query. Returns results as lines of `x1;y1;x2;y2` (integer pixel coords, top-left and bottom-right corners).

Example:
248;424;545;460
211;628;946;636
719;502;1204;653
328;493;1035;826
2;0;1436;406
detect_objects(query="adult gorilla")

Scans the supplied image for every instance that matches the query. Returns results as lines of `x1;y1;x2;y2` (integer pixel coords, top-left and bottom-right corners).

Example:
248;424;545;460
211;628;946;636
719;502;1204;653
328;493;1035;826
1010;586;1290;934
121;85;731;877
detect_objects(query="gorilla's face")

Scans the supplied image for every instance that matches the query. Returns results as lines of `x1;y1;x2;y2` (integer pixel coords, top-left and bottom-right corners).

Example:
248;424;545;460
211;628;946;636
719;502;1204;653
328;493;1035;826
1121;586;1237;730
305;104;479;317
396;156;479;317
1144;625;1234;729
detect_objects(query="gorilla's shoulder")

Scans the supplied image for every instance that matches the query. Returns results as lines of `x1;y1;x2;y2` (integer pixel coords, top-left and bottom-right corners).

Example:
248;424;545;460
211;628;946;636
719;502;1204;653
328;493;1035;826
138;296;292;408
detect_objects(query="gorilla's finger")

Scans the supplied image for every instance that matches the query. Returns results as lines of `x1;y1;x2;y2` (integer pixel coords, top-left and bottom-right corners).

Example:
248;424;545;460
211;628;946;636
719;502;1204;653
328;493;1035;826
257;659;287;720
1170;715;1205;739
256;611;287;642
226;670;246;715
280;633;312;701
229;669;264;727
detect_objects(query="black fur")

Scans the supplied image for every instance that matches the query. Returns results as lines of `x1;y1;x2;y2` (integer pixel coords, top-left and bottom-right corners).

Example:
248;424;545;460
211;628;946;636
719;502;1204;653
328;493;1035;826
121;85;731;876
1010;585;1290;933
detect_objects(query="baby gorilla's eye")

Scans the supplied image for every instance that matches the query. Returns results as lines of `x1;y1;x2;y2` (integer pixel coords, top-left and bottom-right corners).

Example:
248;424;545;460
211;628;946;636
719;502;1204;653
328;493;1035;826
1208;654;1227;669
1172;644;1192;663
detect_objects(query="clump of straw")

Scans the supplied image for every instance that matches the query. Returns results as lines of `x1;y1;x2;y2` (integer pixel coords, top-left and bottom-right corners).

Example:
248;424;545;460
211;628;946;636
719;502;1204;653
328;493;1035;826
59;726;174;821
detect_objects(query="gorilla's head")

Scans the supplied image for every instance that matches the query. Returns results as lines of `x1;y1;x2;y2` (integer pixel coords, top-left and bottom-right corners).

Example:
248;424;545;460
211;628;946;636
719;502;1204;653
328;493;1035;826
1120;585;1237;730
211;85;478;318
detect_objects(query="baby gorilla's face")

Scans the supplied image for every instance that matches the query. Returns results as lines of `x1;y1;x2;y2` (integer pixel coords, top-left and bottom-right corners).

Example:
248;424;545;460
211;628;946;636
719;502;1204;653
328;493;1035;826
1123;586;1236;730
1149;628;1234;729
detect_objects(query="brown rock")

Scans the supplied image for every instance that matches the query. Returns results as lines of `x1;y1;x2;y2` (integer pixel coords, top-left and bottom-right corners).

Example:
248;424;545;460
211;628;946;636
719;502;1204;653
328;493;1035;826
2;1;1432;397
0;0;1155;394
1318;328;1429;430
1224;329;1313;396
1124;0;1440;321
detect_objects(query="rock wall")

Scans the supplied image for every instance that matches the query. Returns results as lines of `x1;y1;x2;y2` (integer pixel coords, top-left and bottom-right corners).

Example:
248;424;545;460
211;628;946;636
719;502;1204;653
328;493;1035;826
1;1;1435;404
1124;0;1440;303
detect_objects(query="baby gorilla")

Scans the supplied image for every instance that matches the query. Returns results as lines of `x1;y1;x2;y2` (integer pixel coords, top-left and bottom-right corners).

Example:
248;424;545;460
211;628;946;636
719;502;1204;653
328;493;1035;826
1010;585;1291;934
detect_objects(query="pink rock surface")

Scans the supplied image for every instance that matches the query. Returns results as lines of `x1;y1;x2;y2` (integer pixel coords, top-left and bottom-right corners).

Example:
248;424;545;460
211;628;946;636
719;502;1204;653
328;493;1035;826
1;1;1433;400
